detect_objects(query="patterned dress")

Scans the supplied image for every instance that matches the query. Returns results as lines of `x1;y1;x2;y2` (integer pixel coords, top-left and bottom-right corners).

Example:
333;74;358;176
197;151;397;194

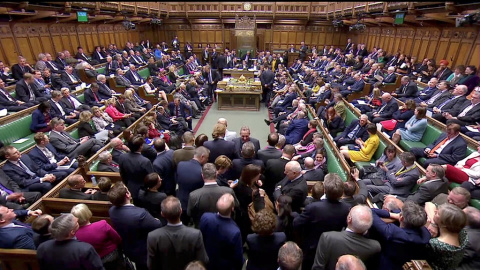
426;229;468;270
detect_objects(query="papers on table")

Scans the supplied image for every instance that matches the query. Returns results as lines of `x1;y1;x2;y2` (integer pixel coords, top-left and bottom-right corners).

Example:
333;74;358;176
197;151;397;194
222;78;230;82
12;138;29;144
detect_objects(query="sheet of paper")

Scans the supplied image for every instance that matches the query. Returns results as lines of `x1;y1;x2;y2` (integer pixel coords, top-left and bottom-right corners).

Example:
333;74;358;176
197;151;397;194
357;100;366;105
0;109;7;117
13;138;29;144
466;126;478;132
426;110;433;117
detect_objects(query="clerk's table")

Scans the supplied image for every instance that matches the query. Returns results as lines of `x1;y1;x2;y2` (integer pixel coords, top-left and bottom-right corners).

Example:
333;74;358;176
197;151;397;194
216;76;262;111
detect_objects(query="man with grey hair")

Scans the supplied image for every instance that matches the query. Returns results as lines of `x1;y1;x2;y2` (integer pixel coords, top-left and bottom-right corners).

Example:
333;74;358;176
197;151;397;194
232;126;261;158
36;213;104;270
35;53;47;72
278;241;303;270
335;255;366;270
273;160;308;213
217;118;237;141
110;137;130;163
457;207;480;269
312;205;381;270
96;74;118;99
188;163;238;227
230;141;264;180
334;114;369;147
97;150;119;172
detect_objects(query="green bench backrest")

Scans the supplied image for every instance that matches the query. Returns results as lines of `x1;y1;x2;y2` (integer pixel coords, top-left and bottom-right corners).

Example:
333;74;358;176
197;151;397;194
96;67;105;75
178;68;185;76
466;147;476;156
77;94;85;103
90;160;100;171
373;139;387;160
0;116;33;145
421;126;443;146
138;68;150;79
69;129;79;139
345;109;357;126
324;142;348;182
10;91;16;99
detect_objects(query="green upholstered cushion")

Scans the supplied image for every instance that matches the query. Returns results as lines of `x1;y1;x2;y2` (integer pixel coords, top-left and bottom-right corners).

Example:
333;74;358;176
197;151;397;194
77;94;85;103
399;140;427;151
178;68;185;76
421;126;442;146
90;160;100;171
138;68;150;79
96;67;105;75
0;116;35;151
344;108;357;126
325;142;347;182
69;129;79;139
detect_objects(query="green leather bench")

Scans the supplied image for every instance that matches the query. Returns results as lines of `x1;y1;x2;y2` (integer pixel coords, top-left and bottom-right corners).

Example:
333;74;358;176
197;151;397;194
0;116;36;151
96;67;105;75
344;107;357;127
354;139;387;170
138;68;150;79
399;125;443;152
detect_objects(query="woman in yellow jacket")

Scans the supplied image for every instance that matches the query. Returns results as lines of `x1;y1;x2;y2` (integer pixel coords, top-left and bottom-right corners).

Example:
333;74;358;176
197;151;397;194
340;123;380;163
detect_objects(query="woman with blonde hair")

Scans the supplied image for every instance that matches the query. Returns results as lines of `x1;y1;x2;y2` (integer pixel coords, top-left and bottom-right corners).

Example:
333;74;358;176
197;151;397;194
77;110;98;138
91;106;123;136
215;155;233;187
71;203;125;270
123;89;147;115
104;97;134;128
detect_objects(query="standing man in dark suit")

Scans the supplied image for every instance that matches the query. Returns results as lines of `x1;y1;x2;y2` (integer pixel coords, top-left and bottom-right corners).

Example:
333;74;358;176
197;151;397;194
187;163;238;228
203;124;236;163
392;76;418;102
367;93;399;123
49;118;104;159
203;65;220;103
260;64;275;104
216;52;226;79
0;205;38;250
334;114;369;147
410;122;467;167
199;193;244;270
273;161;308;213
263;145;295;198
232;126;261;159
176;146;210;224
0;169;41;210
312;205;381;270
257;132;282;166
108;182;162;270
293;173;351;270
36;214;104;270
11;56;34;81
15;73;47;104
152;138;176;196
299;41;308;62
119;136;154;204
345;38;352;52
202;47;210;66
147;196;209;270
210;48;218;69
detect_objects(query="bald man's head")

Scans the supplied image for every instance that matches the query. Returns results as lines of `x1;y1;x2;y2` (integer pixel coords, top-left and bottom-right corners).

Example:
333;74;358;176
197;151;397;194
335;255;366;270
217;118;228;127
304;157;315;169
217;193;235;217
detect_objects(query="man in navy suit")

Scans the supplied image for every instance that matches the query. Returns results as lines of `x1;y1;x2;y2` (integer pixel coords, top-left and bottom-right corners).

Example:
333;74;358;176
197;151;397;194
84;83;105;107
108;182;162;270
15;73;47;105
125;64;145;86
203;123;236;163
273;161;308;213
334;114;369;147
96;74;117;100
431;84;468;121
414;78;438;104
199;193;244;270
257;132;282;166
232;126;261;159
49;90;78;125
392;76;418;102
60;66;82;91
168;97;192;130
340;74;365;97
382;66;397;84
367;93;399;123
11;56;34;81
202;65;220;103
293;173;351;270
0;169;42;210
0;78;32;111
29;132;77;176
119;136;154;204
2;146;58;195
285;111;310;145
152;138;176;196
260;64;275;104
411;122;467;167
273;86;297;117
0;205;39;250
176;146;209;224
441;90;480;126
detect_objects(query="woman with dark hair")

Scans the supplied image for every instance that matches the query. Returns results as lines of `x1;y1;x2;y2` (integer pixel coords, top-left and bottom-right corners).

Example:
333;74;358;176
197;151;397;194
195;133;208;147
138;172;167;220
340;123;379;163
458;65;480;94
275;195;298;241
246;209;287;270
324;107;345;136
233;164;263;242
392;106;428;144
426;204;468;269
30;101;52;132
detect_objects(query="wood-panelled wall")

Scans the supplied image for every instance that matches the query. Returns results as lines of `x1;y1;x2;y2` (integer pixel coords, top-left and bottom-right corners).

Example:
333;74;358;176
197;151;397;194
0;23;141;66
354;26;480;68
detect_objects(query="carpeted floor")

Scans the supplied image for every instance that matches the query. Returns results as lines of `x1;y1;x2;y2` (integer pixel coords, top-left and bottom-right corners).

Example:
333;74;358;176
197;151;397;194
192;103;272;148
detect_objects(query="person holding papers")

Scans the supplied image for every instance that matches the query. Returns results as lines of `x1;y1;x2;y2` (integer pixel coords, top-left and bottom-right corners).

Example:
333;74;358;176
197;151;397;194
29;132;77;175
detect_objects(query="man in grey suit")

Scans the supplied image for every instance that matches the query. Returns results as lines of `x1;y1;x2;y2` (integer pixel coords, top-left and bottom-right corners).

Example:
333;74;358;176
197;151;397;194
257;132;282;166
187;163;238;228
312;205;381;270
232;126;261;158
48;118;104;159
400;164;448;205
147;196;209;270
363;152;420;199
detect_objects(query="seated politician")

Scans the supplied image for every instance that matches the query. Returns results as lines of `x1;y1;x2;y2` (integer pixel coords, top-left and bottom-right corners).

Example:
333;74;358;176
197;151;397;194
59;174;96;200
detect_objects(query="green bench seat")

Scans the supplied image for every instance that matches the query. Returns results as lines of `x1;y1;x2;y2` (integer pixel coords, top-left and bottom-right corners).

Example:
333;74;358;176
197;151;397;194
96;67;105;75
399;125;443;151
344;107;357;127
0;116;35;151
77;94;85;103
90;160;100;171
69;129;79;139
324;141;348;182
354;139;387;168
138;68;150;79
449;182;480;209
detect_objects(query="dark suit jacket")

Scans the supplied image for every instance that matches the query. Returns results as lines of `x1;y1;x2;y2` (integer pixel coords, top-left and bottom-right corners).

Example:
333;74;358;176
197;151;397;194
458;227;480;270
260;69;275;88
11;64;34;81
3;155;46;189
232;137;261;159
204;138;236;163
312;230;381;270
386;165;420;197
303;168;325;182
60;95;84;111
15;80;43;102
246;232;287;270
0;224;35;249
176;159;204;211
383;73;397;84
187;184;237;227
109;205;162;265
152;149;176;195
229;158;264;180
370;208;430;270
30;109;50;132
264;158;289;198
0;88;21;108
49;99;73;120
29;145;66;172
97;82;114;100
395;82;418;98
451;100;480;125
60;72;82;90
125;69;145;85
438;96;467;113
59;188;93;200
293;199;351;250
111;149;127;164
147;224;209;270
349;79;366;93
48;130;80;154
37;239;104;270
119;152;154;200
97;162;119;172
426;133;467;165
203;69;220;85
285;118;309;145
335;120;369;143
375;99;399;119
84;88;103;107
257;146;282;166
168;102;191;119
75;52;90;62
54;57;67;70
403;178;448;206
273;175;308;213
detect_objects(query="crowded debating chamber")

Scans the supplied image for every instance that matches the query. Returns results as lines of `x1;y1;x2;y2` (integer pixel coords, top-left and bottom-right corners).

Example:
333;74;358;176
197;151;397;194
2;1;480;270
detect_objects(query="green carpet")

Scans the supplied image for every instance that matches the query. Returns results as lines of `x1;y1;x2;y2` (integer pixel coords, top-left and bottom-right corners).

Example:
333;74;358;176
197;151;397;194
192;104;271;148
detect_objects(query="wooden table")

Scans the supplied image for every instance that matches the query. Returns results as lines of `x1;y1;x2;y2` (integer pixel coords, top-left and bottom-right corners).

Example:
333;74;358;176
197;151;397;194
223;69;256;79
217;91;262;111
